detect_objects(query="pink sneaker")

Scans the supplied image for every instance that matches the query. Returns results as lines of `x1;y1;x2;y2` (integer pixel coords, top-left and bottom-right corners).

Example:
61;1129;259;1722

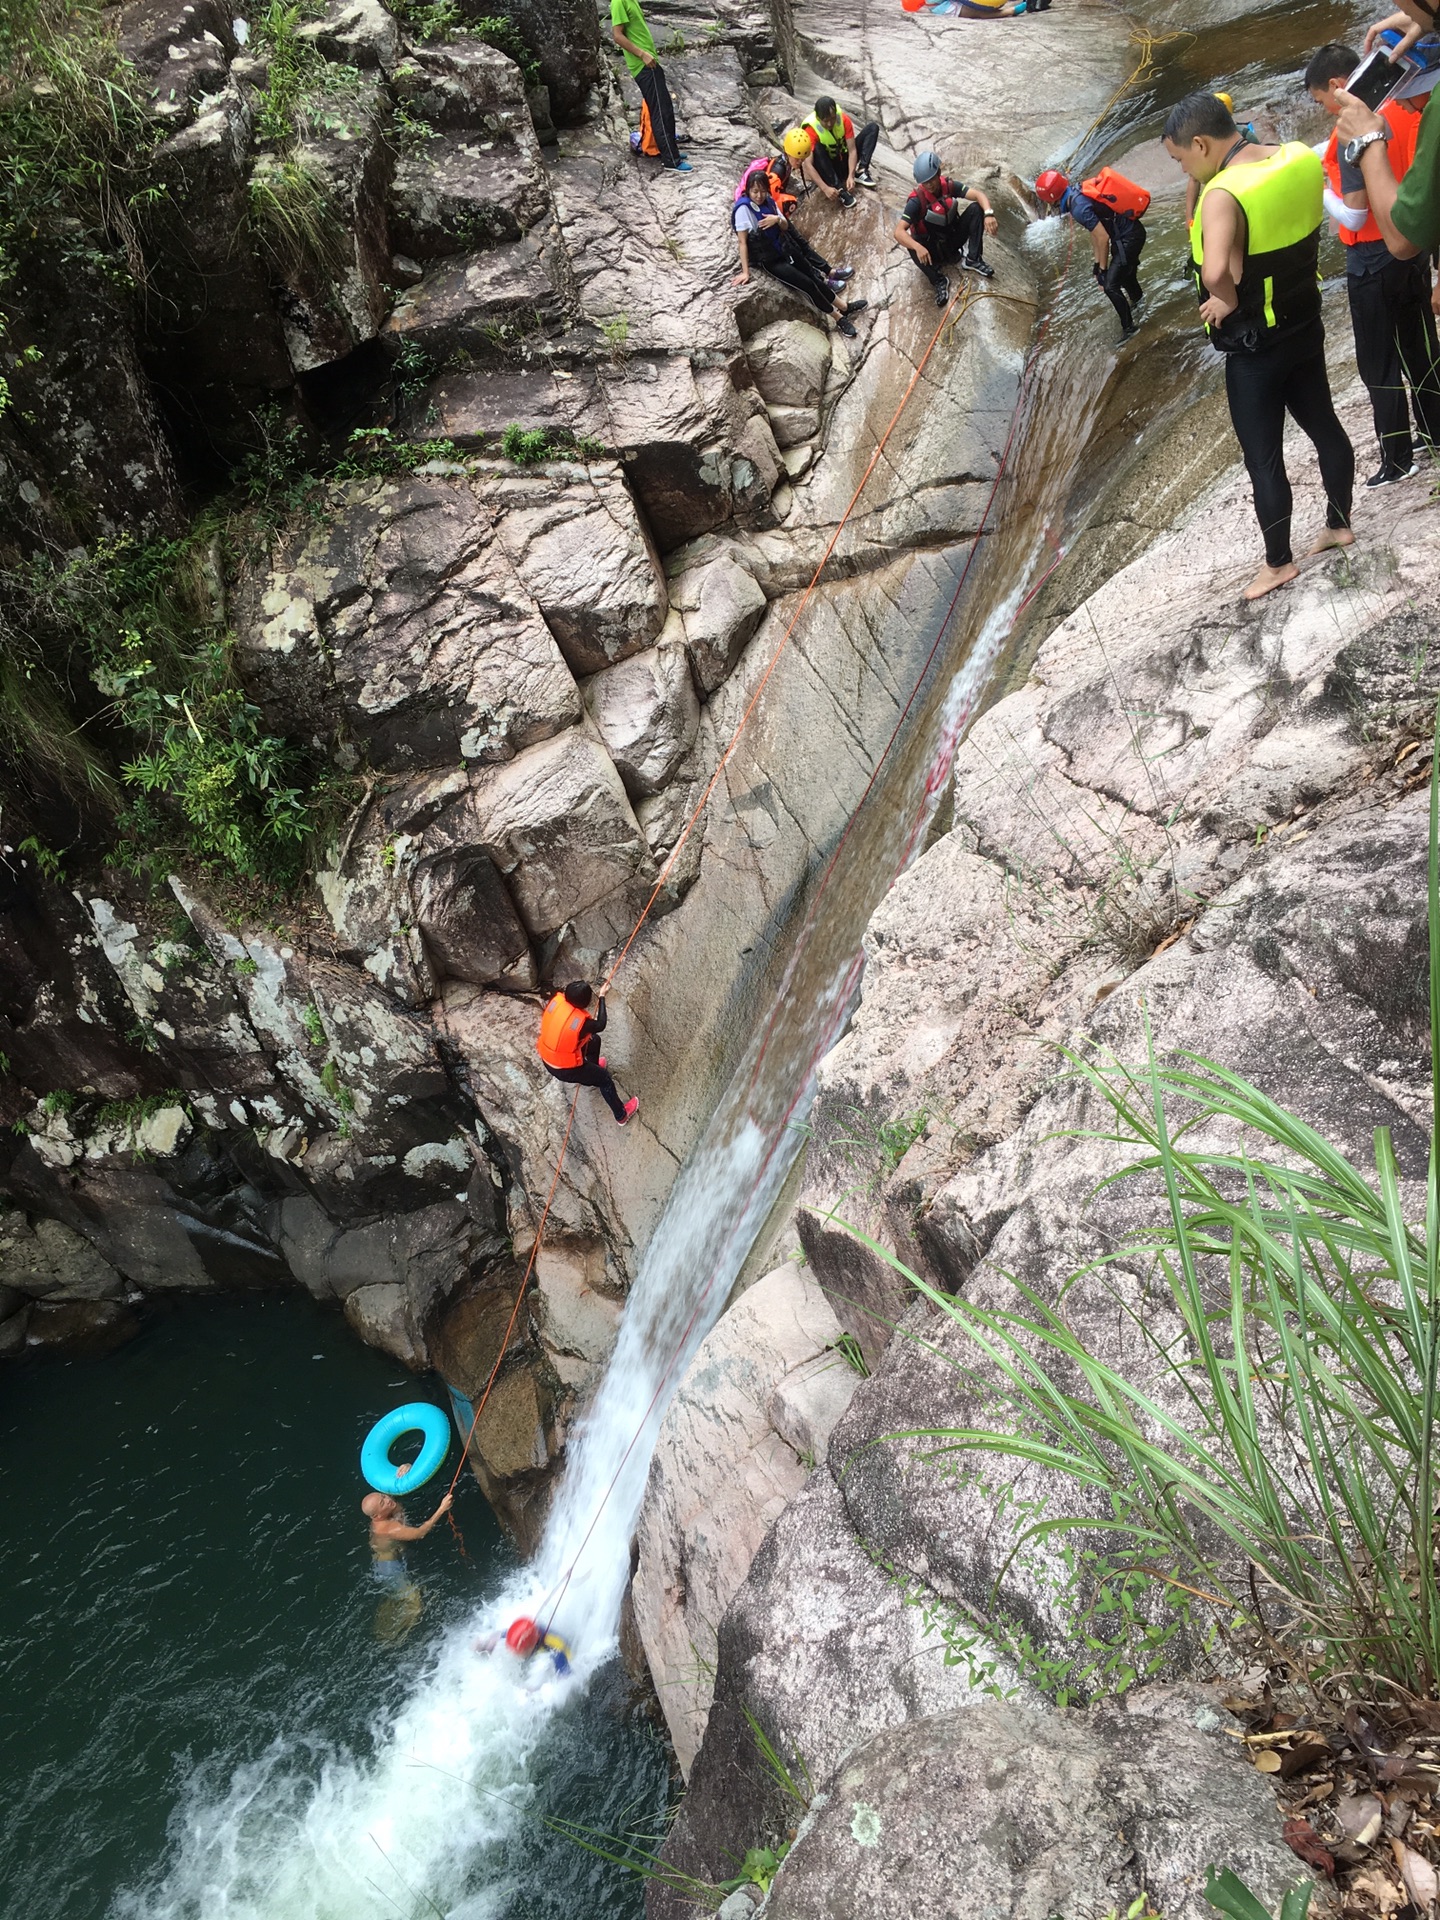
618;1097;639;1125
597;1057;607;1069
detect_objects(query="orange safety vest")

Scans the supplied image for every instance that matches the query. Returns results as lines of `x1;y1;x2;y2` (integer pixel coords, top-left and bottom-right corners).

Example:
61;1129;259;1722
1321;99;1423;248
537;994;588;1069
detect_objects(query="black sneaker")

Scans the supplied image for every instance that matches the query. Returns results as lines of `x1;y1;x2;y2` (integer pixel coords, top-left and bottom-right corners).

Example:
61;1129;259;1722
845;298;868;314
855;168;877;188
964;257;995;279
1365;461;1419;487
829;265;855;282
839;189;857;208
836;317;857;337
1120;324;1139;341
934;279;951;308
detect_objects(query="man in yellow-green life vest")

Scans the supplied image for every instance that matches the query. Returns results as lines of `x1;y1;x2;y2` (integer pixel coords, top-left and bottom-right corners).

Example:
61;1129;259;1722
610;0;691;171
795;96;881;208
1164;91;1355;604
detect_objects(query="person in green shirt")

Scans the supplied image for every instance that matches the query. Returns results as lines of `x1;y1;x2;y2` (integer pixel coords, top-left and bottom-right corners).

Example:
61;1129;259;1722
610;0;691;171
1334;0;1440;289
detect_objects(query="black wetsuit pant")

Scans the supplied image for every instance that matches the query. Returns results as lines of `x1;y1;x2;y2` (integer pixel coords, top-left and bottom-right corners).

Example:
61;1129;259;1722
1096;218;1145;332
635;60;681;167
1347;255;1440;474
809;121;879;189
1223;320;1355;569
545;1059;628;1121
758;239;838;314
908;200;985;288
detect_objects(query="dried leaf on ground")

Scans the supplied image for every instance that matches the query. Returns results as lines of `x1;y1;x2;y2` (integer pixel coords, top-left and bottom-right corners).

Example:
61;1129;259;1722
1284;1817;1336;1877
1347;1866;1404;1915
1337;1796;1385;1848
1393;1840;1439;1912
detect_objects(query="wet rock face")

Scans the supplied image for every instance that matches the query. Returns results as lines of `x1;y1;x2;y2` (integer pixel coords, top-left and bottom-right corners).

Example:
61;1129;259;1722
234;466;667;769
762;1697;1308;1920
633;1262;859;1777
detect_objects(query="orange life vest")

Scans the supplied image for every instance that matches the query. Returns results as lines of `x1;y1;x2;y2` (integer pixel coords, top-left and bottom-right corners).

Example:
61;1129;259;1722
1321;99;1423;248
537;994;587;1069
1079;167;1150;221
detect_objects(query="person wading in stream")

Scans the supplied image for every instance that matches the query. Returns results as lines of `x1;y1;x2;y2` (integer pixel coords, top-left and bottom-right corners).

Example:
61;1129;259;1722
1164;90;1355;602
1034;165;1149;341
361;1489;452;1643
536;981;640;1124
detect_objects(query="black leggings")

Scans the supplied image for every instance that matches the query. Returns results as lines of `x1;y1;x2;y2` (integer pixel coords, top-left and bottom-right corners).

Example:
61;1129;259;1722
908;199;984;289
545;1060;628;1121
1097;220;1145;331
635;61;681;167
1223;323;1355;568
1347;256;1440;472
758;243;837;314
809;121;879;188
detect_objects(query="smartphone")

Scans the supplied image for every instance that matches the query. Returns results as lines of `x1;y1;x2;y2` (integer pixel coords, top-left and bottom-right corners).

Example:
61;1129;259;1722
1346;46;1418;110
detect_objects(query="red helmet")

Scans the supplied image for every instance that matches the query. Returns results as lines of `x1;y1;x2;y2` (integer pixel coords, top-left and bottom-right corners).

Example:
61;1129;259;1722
1035;168;1069;205
506;1617;541;1655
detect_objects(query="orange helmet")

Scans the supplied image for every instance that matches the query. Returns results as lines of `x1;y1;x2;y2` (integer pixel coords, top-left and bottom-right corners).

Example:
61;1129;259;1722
1035;168;1069;205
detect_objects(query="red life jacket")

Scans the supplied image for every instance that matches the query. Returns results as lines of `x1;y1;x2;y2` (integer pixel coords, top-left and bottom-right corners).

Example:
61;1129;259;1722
537;994;587;1069
1079;167;1150;221
1321;100;1423;247
909;175;960;238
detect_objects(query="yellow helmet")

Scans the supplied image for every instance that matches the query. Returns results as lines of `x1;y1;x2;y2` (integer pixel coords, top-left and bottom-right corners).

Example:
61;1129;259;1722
783;127;811;160
1215;90;1233;111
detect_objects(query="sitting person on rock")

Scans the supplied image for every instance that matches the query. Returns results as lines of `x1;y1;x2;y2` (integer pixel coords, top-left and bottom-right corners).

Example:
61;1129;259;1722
731;163;866;336
536;980;640;1124
895;151;998;306
794;96;881;207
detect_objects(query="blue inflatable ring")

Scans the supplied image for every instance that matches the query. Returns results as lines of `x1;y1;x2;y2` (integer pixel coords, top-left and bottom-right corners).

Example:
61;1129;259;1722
361;1402;451;1495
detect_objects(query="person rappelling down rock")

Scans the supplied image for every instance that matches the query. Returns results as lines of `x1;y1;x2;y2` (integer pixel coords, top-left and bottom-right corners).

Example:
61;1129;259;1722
536;981;640;1125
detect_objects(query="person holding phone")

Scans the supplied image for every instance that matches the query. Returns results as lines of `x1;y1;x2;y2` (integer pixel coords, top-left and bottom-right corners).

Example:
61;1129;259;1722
1306;42;1440;483
1164;91;1354;601
1334;0;1440;282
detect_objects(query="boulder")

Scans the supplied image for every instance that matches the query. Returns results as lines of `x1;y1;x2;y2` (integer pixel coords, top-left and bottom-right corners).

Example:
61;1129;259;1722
344;1282;425;1368
115;0;237;124
382;236;563;360
412;849;536;989
433;729;653;947
296;0;400;70
670;554;768;695
633;1262;859;1776
766;403;820;451
744;319;831;414
24;1299;143;1356
533;1242;621;1388
390;38;531;124
389;133;549;261
0;1213;123;1301
762;1697;1309;1920
234;474;582;772
583;639;700;797
493;466;669;675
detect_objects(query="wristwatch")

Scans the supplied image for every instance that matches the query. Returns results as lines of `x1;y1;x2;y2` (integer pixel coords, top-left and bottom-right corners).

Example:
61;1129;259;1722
1342;125;1392;166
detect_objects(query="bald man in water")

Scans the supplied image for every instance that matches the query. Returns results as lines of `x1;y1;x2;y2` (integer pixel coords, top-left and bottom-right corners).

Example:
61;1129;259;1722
362;1488;453;1575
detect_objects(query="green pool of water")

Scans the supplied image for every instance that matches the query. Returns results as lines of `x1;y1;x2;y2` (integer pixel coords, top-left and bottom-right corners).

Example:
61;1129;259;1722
0;1294;668;1919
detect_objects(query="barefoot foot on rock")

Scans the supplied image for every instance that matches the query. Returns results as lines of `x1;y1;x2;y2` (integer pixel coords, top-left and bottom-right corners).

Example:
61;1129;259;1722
1308;527;1355;556
1242;561;1300;601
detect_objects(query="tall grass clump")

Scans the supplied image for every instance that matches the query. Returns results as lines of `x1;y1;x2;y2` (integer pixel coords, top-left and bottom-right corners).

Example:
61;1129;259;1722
835;734;1440;1705
0;0;162;292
